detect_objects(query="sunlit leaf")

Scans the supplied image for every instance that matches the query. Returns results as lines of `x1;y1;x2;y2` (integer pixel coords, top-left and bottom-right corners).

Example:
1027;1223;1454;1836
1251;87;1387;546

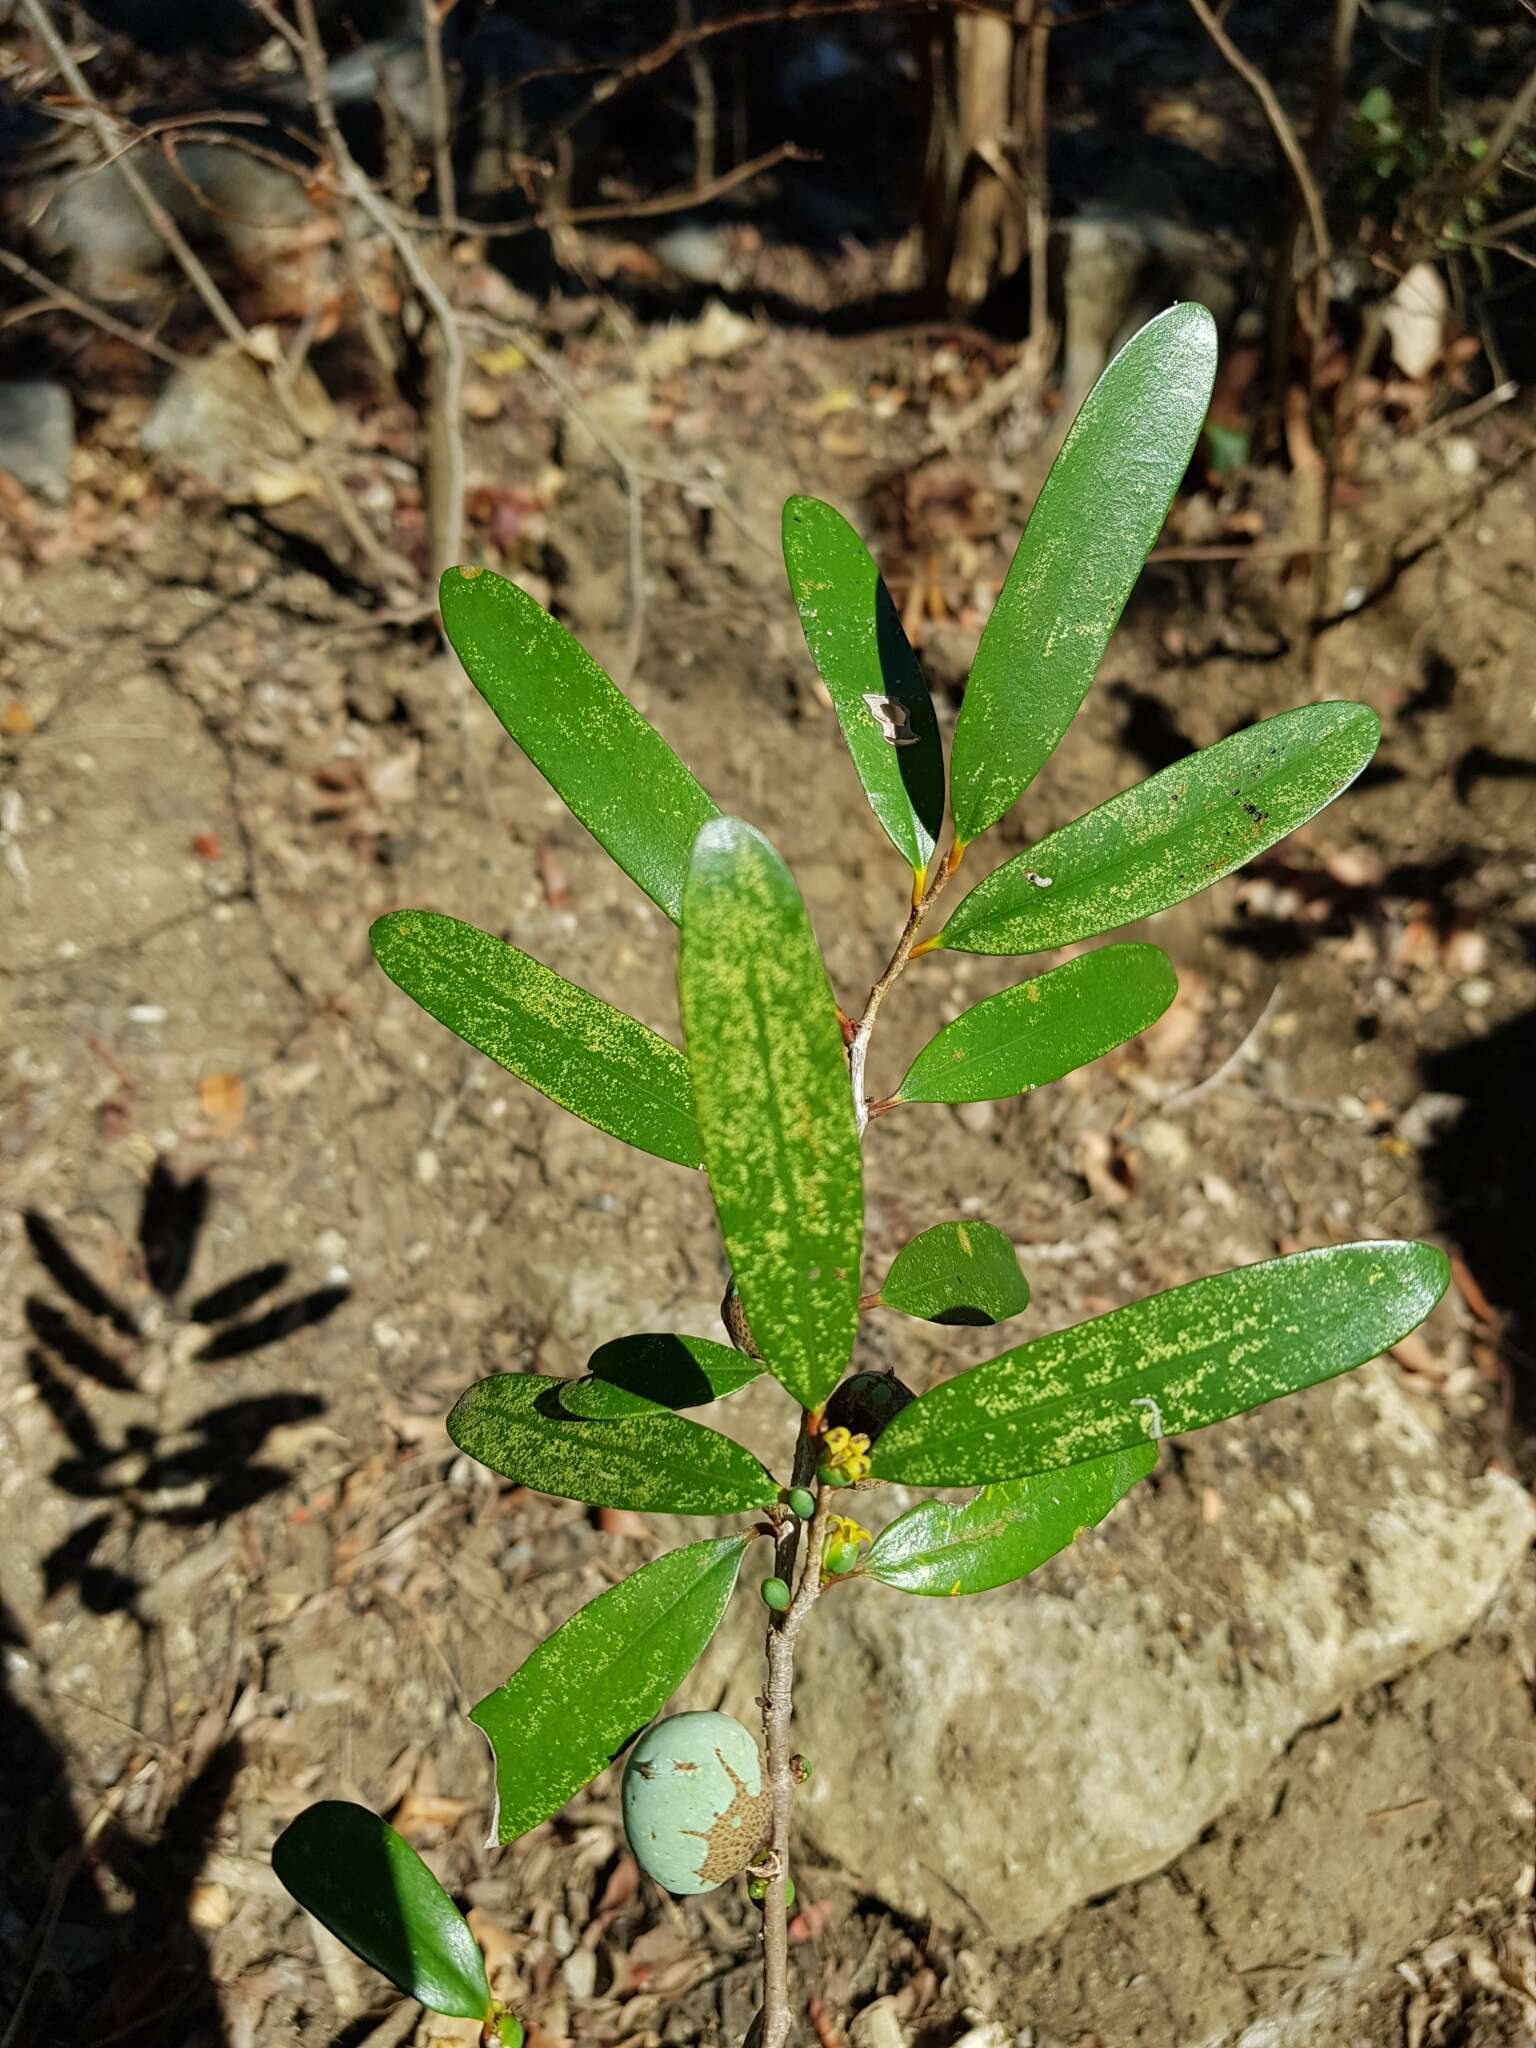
570;1332;764;1414
949;304;1217;846
440;566;717;922
782;495;944;880
872;1241;1450;1485
471;1537;749;1843
679;818;863;1412
272;1803;491;2019
890;945;1176;1105
876;1220;1030;1327
447;1372;779;1515
938;703;1381;957
371;910;701;1169
864;1444;1154;1595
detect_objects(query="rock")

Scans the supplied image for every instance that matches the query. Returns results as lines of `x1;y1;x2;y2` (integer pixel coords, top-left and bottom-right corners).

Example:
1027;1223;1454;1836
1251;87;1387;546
775;1364;1534;1938
0;379;75;503
140;343;335;499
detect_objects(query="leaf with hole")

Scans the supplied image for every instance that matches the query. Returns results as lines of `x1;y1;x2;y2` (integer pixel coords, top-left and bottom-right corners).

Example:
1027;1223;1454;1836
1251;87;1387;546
566;1332;765;1416
864;1443;1155;1595
871;1241;1450;1486
440;566;718;922
272;1802;491;2019
876;1221;1030;1327
782;495;944;880
891;944;1175;1106
679;818;863;1412
471;1536;749;1843
371;910;701;1169
948;304;1217;846
938;702;1381;956
447;1372;779;1515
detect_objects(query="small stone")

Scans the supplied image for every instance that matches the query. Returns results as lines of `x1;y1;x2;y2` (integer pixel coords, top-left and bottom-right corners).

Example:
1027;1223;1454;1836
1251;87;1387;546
1438;434;1479;478
186;1880;231;1931
953;1100;998;1136
0;380;75;504
1456;977;1495;1009
415;1147;440;1185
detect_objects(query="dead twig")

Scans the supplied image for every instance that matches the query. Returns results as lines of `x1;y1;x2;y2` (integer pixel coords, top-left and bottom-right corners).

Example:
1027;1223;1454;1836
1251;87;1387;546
0;244;190;366
418;0;457;228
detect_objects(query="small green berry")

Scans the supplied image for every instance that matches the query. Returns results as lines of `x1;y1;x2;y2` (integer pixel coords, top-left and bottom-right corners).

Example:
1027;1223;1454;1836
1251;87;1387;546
791;1754;813;1785
760;1575;792;1612
497;2015;525;2048
747;1874;795;1909
784;1486;816;1520
824;1545;858;1576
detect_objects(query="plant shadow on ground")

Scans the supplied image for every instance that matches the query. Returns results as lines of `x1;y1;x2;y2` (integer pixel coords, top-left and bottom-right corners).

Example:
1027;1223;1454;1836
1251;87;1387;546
4;1160;347;2045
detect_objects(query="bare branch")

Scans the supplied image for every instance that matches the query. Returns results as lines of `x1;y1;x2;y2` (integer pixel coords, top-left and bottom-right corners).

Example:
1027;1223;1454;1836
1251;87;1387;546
0;245;190;367
418;0;458;226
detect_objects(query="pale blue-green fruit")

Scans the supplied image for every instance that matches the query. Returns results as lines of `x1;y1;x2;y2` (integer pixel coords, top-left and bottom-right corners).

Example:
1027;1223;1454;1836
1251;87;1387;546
621;1712;768;1895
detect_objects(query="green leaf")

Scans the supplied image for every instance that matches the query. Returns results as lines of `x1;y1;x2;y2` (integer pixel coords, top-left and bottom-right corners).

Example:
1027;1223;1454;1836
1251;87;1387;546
782;495;944;880
937;703;1380;958
679;818;864;1412
566;1332;765;1415
877;1220;1031;1327
440;566;718;923
949;304;1218;846
272;1803;491;2019
891;944;1176;1106
864;1443;1154;1595
471;1536;748;1843
447;1372;780;1515
871;1242;1450;1486
371;910;701;1169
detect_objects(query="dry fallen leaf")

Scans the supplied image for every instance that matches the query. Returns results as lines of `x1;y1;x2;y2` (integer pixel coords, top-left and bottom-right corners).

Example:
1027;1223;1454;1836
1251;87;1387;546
197;1070;246;1138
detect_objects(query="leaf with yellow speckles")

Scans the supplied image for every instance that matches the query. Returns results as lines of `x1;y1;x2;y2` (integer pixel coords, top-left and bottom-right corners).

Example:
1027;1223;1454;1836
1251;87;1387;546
370;910;701;1168
569;1332;764;1413
871;1241;1450;1486
679;818;863;1412
876;1220;1030;1326
864;1444;1154;1595
937;703;1381;957
949;304;1217;847
890;945;1176;1107
470;1536;749;1844
781;495;943;880
440;566;717;923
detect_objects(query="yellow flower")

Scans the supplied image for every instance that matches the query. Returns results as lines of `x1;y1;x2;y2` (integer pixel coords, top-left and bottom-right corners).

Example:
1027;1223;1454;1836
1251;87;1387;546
818;1427;872;1486
822;1513;872;1579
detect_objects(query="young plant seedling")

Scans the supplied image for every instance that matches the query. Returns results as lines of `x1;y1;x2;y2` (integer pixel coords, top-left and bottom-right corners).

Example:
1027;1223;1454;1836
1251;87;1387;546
275;306;1447;2047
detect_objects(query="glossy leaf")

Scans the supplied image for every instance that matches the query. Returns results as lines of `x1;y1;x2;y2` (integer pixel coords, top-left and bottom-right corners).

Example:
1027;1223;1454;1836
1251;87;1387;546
447;1372;780;1515
864;1443;1154;1595
939;702;1381;957
872;1241;1450;1486
679;818;863;1412
371;910;701;1169
891;944;1176;1106
571;1332;764;1414
272;1802;491;2019
440;566;717;923
877;1220;1030;1327
949;304;1217;846
471;1536;749;1843
782;495;944;879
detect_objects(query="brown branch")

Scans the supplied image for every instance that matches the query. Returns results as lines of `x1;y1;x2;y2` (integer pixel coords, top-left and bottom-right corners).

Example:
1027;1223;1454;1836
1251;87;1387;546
419;0;458;227
1442;61;1536;209
0;245;189;367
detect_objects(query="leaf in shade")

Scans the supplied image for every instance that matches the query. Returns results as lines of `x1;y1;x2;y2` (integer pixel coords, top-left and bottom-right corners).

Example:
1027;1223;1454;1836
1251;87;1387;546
679;818;863;1412
568;1333;765;1415
372;910;701;1169
440;565;718;923
864;1443;1155;1595
938;703;1381;957
871;1241;1450;1486
447;1372;780;1515
948;304;1218;846
877;1221;1031;1327
272;1802;492;2019
471;1537;749;1843
890;945;1176;1106
781;495;944;880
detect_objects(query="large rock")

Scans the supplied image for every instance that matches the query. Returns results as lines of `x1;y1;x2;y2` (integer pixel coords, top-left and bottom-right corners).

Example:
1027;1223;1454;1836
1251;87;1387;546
761;1365;1533;1939
0;379;74;503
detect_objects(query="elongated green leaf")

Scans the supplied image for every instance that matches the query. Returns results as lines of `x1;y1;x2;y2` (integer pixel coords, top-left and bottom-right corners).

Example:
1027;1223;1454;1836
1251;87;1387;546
939;702;1381;957
949;304;1217;846
371;910;701;1169
865;1444;1154;1595
273;1803;491;2019
892;944;1175;1106
447;1373;779;1515
679;818;863;1412
569;1332;764;1415
440;566;717;923
877;1220;1030;1326
782;496;944;880
873;1241;1449;1486
471;1536;748;1843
